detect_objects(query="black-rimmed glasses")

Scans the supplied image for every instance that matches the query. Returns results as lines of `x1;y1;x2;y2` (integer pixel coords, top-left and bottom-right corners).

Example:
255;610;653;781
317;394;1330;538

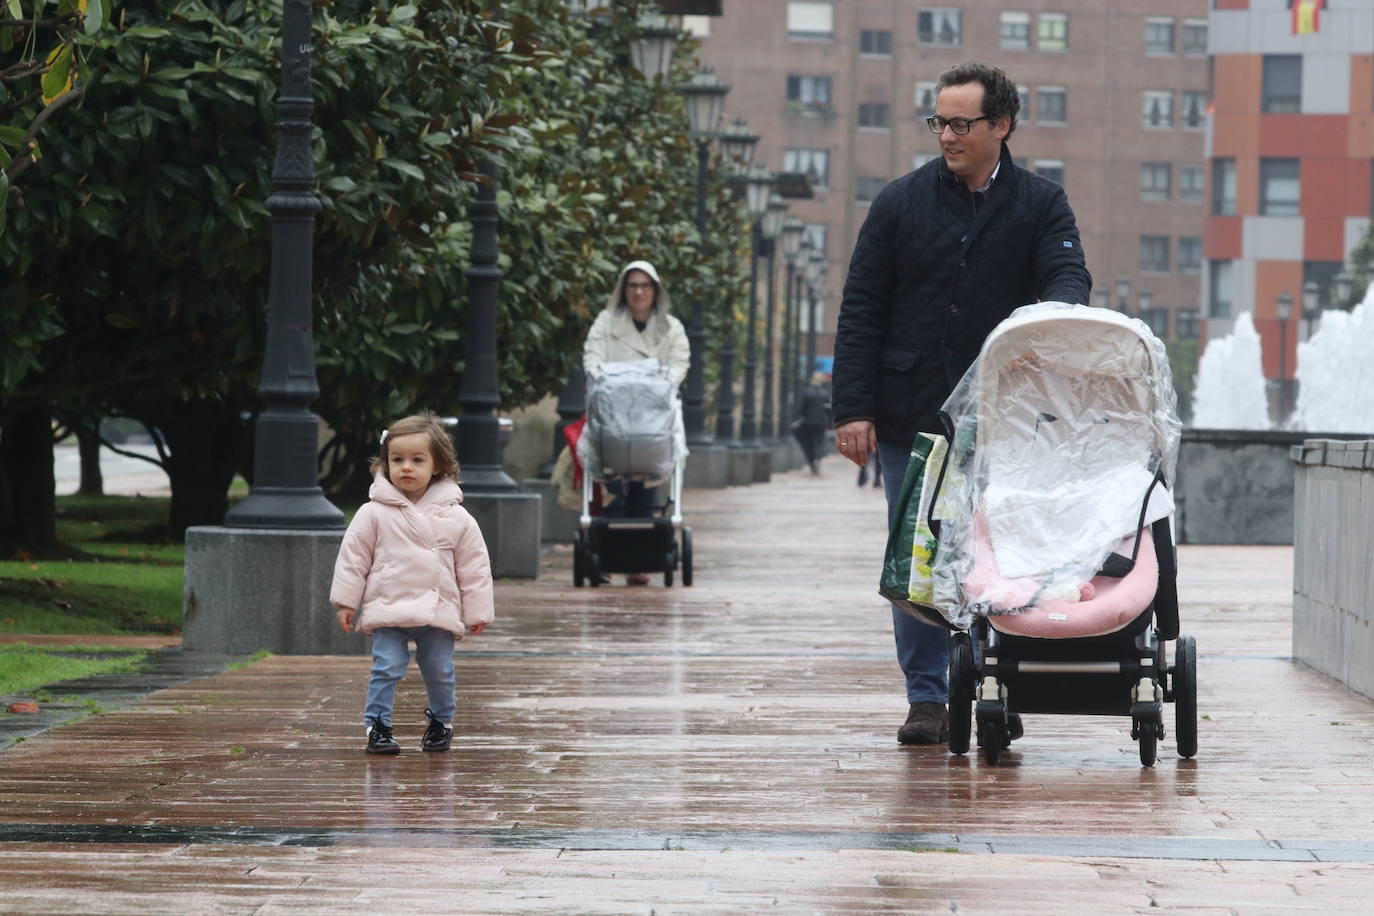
926;115;990;135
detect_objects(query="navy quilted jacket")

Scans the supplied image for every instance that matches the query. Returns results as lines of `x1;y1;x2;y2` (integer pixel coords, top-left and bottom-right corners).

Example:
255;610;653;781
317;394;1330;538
831;143;1092;446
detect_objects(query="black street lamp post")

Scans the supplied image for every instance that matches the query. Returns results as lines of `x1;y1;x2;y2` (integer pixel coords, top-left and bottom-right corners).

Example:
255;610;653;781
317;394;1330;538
678;69;729;445
712;119;759;445
778;216;805;427
1276;289;1293;424
738;165;774;446
1301;279;1320;340
804;250;825;381
760;193;788;439
225;0;342;530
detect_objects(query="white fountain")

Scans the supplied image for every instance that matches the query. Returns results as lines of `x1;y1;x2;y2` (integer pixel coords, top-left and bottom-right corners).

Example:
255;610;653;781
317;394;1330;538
1190;310;1270;429
1291;286;1374;433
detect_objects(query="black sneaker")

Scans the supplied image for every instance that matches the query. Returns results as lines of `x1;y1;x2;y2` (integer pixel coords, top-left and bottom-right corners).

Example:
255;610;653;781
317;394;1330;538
366;721;400;755
422;707;453;752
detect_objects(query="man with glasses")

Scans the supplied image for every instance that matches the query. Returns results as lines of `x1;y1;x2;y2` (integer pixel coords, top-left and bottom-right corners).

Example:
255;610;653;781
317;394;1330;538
831;61;1092;747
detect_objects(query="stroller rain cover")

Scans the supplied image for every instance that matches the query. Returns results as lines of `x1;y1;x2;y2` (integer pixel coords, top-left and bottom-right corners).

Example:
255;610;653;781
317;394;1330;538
577;358;687;484
930;302;1182;629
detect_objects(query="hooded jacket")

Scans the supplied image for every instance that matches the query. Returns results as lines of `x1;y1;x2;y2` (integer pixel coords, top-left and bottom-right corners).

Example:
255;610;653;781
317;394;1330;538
831;143;1093;446
584;260;691;386
329;475;495;637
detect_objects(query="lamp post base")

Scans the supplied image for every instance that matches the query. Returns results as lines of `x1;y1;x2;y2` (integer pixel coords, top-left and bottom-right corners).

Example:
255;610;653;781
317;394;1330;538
683;444;730;489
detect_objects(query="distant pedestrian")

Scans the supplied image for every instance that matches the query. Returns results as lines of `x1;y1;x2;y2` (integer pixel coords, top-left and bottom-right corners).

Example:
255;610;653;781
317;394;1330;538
793;372;831;474
331;412;495;755
583;259;690;585
857;447;883;488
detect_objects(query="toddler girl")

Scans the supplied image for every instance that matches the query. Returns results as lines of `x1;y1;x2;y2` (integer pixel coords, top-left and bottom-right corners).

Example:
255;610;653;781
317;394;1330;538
330;413;495;754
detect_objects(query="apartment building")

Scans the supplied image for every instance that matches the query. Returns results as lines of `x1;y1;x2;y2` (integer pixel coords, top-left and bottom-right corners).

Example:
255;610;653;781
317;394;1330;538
690;0;1210;357
1204;0;1373;404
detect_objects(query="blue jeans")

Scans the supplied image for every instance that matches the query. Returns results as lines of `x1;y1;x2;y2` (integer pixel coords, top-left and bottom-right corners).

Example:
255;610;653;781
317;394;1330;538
877;438;950;705
365;626;456;727
603;479;655;518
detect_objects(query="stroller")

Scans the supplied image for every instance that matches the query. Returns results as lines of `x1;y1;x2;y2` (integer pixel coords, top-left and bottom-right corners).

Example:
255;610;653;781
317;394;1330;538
573;359;693;588
922;303;1194;767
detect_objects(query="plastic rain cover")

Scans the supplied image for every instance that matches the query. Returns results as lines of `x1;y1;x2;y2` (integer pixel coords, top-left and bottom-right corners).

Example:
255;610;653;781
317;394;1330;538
577;358;687;483
930;303;1182;628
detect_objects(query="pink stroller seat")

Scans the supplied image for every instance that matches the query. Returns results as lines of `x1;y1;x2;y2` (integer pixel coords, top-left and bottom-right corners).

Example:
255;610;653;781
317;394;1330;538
963;510;1160;640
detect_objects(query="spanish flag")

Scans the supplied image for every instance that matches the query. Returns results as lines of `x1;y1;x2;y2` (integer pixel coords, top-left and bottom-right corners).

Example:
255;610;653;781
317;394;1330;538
1292;0;1320;36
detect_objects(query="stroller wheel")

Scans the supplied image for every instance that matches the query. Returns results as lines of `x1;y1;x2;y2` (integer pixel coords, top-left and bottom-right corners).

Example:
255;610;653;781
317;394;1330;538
681;528;693;587
588;552;603;588
1137;719;1159;767
1173;635;1198;759
573;531;586;588
947;633;974;756
663;551;675;587
978;720;1003;765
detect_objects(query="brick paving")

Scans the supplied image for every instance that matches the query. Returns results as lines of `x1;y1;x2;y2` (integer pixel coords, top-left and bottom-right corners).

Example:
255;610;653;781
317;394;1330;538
3;456;1374;913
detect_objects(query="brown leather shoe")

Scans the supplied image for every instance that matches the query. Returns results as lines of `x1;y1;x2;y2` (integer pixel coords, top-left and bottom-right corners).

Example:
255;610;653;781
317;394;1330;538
897;701;949;745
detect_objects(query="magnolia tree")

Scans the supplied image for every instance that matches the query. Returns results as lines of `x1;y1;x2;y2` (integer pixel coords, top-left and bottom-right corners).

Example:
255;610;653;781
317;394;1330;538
0;0;746;548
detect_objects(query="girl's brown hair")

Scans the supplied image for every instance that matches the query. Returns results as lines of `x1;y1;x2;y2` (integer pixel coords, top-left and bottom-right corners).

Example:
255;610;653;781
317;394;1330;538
368;412;459;482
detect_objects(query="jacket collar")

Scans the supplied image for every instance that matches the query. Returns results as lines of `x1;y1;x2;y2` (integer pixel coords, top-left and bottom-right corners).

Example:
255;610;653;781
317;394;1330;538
936;141;1017;196
368;474;464;508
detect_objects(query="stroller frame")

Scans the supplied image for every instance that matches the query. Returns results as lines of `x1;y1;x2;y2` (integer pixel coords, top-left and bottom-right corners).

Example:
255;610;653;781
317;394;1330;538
572;458;693;588
927;306;1197;767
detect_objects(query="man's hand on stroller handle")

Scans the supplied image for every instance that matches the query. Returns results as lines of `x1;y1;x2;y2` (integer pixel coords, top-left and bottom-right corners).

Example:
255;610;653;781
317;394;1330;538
835;420;876;467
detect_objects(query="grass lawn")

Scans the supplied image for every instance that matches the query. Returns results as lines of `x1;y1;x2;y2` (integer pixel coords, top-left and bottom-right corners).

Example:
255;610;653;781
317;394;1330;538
0;643;149;698
0;494;183;636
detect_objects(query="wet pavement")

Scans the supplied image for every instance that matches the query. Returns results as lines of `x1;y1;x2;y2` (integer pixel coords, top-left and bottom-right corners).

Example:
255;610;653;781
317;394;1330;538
3;458;1374;912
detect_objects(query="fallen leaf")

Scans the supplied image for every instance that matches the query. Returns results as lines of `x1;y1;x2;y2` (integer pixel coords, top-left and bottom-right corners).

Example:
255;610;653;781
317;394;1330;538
8;702;39;714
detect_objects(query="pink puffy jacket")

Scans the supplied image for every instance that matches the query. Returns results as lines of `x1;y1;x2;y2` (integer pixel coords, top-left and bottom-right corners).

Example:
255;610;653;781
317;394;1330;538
330;475;495;638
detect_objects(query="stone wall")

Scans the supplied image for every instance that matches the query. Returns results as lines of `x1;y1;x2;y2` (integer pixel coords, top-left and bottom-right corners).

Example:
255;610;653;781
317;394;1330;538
1291;439;1374;701
1175;429;1371;545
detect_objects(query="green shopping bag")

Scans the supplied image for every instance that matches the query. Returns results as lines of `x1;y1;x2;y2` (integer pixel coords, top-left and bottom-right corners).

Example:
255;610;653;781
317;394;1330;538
878;433;948;615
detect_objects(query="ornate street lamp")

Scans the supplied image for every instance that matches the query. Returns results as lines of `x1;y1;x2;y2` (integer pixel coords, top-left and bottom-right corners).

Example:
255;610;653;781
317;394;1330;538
779;215;806;426
717;117;759;173
760;193;788;439
1115;275;1131;315
739;165;774;445
225;0;342;530
1334;269;1353;308
1276;289;1294;423
678;68;729;444
630;9;680;81
1302;279;1320;340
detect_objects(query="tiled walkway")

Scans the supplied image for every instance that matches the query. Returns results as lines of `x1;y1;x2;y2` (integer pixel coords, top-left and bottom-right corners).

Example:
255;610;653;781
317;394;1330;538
3;457;1373;913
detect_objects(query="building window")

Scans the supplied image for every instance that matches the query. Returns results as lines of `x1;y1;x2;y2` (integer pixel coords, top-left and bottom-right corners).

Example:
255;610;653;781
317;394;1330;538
1182;18;1208;56
783;148;830;188
1034;159;1064;184
1260;158;1300;216
1140;308;1170;339
1211;158;1236;215
1304;261;1344;312
1181;91;1207;129
855;177;887;203
1001;11;1030;50
1209;260;1233;319
1143;91;1174;128
914;81;938;115
805;223;827;254
787;1;834;40
1177;309;1200;339
918;8;961;46
1179;237;1202;273
859;29;892;56
1038;87;1067;124
1038;12;1068;51
1140;235;1170;273
786;75;833;114
1141;163;1171;201
1145;17;1175;54
1017;84;1030;120
1180;164;1205;203
858;103;890;129
1262;55;1302;113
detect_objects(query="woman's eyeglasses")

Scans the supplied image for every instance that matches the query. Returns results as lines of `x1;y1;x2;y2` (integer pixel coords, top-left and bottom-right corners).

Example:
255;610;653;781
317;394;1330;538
926;115;990;136
626;282;655;292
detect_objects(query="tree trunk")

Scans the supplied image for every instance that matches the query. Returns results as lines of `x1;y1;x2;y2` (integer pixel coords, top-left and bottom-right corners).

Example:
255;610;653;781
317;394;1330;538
155;400;247;541
0;401;58;551
75;420;104;496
